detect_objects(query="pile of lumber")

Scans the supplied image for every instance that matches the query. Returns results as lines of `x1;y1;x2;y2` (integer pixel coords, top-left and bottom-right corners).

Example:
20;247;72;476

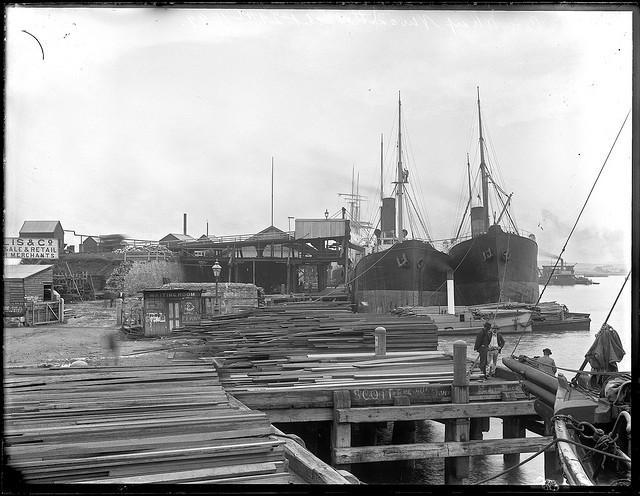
4;364;291;484
218;350;471;394
172;305;439;362
157;303;451;392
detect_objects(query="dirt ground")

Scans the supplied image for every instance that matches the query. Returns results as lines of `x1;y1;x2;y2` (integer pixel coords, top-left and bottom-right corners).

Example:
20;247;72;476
4;301;192;368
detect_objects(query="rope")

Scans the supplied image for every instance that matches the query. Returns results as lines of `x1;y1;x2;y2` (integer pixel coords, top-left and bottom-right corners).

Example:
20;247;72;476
510;110;630;358
535;109;630;306
306;244;397;304
472;436;631;485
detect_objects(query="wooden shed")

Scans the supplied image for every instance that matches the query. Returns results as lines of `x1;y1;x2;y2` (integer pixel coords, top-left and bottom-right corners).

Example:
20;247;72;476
81;236;100;253
19;220;65;251
142;288;202;337
3;264;55;306
3;264;63;325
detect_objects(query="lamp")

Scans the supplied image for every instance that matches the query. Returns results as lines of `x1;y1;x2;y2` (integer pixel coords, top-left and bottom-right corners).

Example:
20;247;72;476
212;260;221;314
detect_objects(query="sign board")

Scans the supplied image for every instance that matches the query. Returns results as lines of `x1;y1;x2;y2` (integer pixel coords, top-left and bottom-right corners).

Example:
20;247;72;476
3;237;59;259
3;304;26;317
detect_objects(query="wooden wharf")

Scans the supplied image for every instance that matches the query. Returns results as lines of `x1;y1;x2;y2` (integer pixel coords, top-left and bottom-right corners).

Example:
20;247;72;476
4;302;555;485
166;302;555;484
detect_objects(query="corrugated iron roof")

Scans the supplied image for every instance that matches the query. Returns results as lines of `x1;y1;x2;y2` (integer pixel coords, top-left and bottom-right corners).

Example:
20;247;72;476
19;221;63;234
3;264;54;279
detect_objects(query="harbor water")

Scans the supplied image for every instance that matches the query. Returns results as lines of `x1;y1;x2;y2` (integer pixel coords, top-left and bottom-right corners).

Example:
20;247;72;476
361;274;632;485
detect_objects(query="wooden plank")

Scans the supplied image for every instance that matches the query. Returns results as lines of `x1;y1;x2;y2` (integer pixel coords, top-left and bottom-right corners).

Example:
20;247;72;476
265;408;333;423
273;426;354;484
334;436;553;464
78;462;282;483
336;400;537;422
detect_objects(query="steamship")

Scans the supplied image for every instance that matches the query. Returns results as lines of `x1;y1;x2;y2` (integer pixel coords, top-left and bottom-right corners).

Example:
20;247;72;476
538;258;596;285
448;89;539;305
351;94;450;313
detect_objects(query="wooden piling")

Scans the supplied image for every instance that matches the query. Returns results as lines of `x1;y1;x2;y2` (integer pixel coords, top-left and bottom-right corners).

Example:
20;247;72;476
469;417;490;440
390;395;416;481
503;416;526;464
445;340;470;484
332;390;352;473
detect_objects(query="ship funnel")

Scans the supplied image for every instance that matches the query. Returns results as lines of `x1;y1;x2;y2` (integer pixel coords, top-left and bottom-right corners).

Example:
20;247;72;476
447;270;455;315
381;197;396;238
470;206;487;238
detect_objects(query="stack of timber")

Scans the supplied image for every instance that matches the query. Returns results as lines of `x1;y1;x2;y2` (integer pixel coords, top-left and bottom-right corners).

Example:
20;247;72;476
217;350;482;395
172;305;439;361
3;364;293;484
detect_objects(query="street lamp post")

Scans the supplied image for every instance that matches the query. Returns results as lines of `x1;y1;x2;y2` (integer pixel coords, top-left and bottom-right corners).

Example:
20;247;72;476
212;260;221;315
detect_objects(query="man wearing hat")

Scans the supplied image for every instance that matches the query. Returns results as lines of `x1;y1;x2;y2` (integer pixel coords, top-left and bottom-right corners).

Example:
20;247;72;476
474;322;493;379
486;325;505;377
537;348;557;375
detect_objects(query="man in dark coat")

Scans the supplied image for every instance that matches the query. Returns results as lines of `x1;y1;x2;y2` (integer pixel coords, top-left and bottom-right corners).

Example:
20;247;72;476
474;322;492;379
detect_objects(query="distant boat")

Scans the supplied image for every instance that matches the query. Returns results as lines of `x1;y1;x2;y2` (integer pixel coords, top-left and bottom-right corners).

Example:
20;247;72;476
352;94;450;313
392;304;533;335
448;88;539;306
393;300;590;335
538;258;598;285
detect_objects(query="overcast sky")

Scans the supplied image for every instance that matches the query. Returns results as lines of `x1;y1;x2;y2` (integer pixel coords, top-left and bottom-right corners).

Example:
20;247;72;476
4;6;632;265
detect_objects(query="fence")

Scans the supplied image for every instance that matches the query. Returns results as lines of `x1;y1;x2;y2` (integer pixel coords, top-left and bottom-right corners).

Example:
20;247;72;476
25;300;64;325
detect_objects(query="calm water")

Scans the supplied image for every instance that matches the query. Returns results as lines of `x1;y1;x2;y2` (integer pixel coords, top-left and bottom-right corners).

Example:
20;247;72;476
365;274;633;485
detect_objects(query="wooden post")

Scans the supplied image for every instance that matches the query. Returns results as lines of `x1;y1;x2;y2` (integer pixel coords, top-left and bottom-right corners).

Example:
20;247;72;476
544;419;563;482
470;417;489;440
374;327;387;357
331;390;351;473
115;298;123;326
445;340;470;484
503;416;526;465
286;257;290;293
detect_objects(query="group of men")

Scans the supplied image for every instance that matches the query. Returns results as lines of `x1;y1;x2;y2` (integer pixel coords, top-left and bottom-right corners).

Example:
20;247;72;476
473;321;556;379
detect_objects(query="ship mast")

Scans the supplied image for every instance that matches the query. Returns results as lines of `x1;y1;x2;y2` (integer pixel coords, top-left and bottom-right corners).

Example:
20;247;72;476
396;92;405;241
380;133;384;203
477;87;490;232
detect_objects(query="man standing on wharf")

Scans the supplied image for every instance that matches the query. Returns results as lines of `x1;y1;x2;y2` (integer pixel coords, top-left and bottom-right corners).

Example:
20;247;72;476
474;322;492;379
486;326;505;377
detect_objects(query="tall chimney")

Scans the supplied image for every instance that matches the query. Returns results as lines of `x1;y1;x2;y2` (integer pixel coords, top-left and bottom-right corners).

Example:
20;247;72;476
183;213;187;236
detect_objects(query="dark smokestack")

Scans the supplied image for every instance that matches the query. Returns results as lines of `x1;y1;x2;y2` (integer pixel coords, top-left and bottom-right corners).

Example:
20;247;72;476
183;213;187;236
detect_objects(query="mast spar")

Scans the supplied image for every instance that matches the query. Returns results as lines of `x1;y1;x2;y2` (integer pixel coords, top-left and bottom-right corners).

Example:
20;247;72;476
477;87;490;232
397;91;405;241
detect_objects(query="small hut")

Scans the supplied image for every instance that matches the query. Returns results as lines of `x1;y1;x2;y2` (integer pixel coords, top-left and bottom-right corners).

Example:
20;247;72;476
142;288;202;337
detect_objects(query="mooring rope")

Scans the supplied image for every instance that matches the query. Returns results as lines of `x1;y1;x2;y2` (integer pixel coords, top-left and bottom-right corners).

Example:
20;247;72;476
472;436;631;485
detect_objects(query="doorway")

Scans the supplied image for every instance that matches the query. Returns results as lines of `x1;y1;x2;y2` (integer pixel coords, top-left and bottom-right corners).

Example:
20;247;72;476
168;301;180;330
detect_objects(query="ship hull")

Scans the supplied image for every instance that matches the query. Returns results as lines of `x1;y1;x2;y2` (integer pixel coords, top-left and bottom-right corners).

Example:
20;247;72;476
352;240;450;313
448;225;539;305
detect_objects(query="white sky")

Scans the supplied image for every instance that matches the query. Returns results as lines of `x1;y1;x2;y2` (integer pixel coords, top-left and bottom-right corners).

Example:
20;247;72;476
4;6;633;265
